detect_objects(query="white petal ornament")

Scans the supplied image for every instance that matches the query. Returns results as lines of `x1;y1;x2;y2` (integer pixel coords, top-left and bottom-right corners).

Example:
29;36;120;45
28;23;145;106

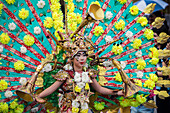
37;0;45;9
5;90;13;98
20;46;27;54
106;11;113;20
8;22;16;31
81;102;88;109
135;50;142;58
63;64;73;70
44;63;52;72
74;72;81;82
120;61;126;69
136;71;143;78
105;35;113;43
34;26;41;35
125;31;134;42
77;82;85;88
19;77;27;85
82;72;89;83
72;100;80;108
76;0;82;2
103;61;113;67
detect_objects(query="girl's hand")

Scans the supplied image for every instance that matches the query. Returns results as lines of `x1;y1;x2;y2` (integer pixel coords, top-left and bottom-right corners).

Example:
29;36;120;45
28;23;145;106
35;96;46;103
117;90;124;96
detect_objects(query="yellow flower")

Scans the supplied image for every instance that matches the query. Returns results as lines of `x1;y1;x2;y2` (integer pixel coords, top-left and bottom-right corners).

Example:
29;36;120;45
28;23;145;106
76;13;82;24
149;73;158;82
0;3;3;16
119;99;130;107
50;2;61;12
68;2;75;12
50;0;59;4
14;60;25;71
136;59;146;70
64;0;73;3
112;44;123;55
68;22;77;32
10;99;18;109
115;19;125;30
52;11;63;21
131;38;142;49
23;35;35;46
149;47;159;58
0;33;10;44
149;57;159;65
80;109;88;113
18;8;29;20
134;79;142;87
98;66;107;75
93;26;104;36
94;101;105;110
72;107;79;113
91;1;101;7
44;17;53;28
129;5;139;16
54;28;65;40
144;29;154;40
75;85;81;92
136;94;147;104
6;0;15;5
114;72;122;82
68;12;77;22
137;17;148;27
117;0;127;4
85;83;89;90
54;20;64;29
144;79;155;90
130;99;140;107
14;104;24;113
0;102;8;113
0;80;8;91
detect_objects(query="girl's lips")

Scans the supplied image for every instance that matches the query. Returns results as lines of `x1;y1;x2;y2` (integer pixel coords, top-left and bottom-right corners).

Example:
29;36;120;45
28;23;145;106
80;62;84;64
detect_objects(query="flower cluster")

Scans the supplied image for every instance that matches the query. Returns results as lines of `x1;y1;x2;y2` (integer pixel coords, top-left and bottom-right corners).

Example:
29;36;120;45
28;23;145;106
144;29;154;40
14;60;25;71
131;38;142;49
144;79;155;89
149;47;159;58
0;33;10;44
52;11;63;21
134;79;143;87
0;80;8;91
149;73;158;82
129;5;139;16
115;19;125;30
137;17;148;27
112;44;123;55
114;72;122;82
23;35;35;46
136;94;147;104
44;17;54;28
117;0;127;4
94;101;105;111
68;2;74;12
68;22;77;32
0;3;3;16
93;26;104;36
50;2;61;12
136;59;146;70
149;57;159;65
6;0;15;4
18;8;29;20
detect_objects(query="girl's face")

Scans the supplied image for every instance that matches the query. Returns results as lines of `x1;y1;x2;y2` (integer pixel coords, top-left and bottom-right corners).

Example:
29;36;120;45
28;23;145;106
73;51;87;69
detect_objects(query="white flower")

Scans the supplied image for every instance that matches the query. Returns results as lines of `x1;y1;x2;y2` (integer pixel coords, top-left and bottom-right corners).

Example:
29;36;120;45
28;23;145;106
20;46;27;54
8;22;16;31
105;35;113;43
77;82;85;88
37;0;45;8
120;61;126;69
5;90;13;98
74;72;81;82
44;63;52;72
125;31;134;42
72;100;80;108
87;23;93;28
84;63;88;69
136;71;143;78
106;11;113;20
103;61;113;67
82;72;89;83
76;0;82;2
135;50;142;58
31;107;38;113
19;77;27;85
34;26;41;35
0;45;3;53
81;102;88;109
63;64;73;70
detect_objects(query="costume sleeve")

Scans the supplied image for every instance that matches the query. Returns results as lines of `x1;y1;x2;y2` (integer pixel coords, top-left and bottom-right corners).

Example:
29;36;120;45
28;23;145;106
89;69;98;79
52;70;69;81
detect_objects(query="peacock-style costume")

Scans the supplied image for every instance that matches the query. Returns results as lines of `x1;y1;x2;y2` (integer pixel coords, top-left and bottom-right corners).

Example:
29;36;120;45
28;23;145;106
0;0;160;112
